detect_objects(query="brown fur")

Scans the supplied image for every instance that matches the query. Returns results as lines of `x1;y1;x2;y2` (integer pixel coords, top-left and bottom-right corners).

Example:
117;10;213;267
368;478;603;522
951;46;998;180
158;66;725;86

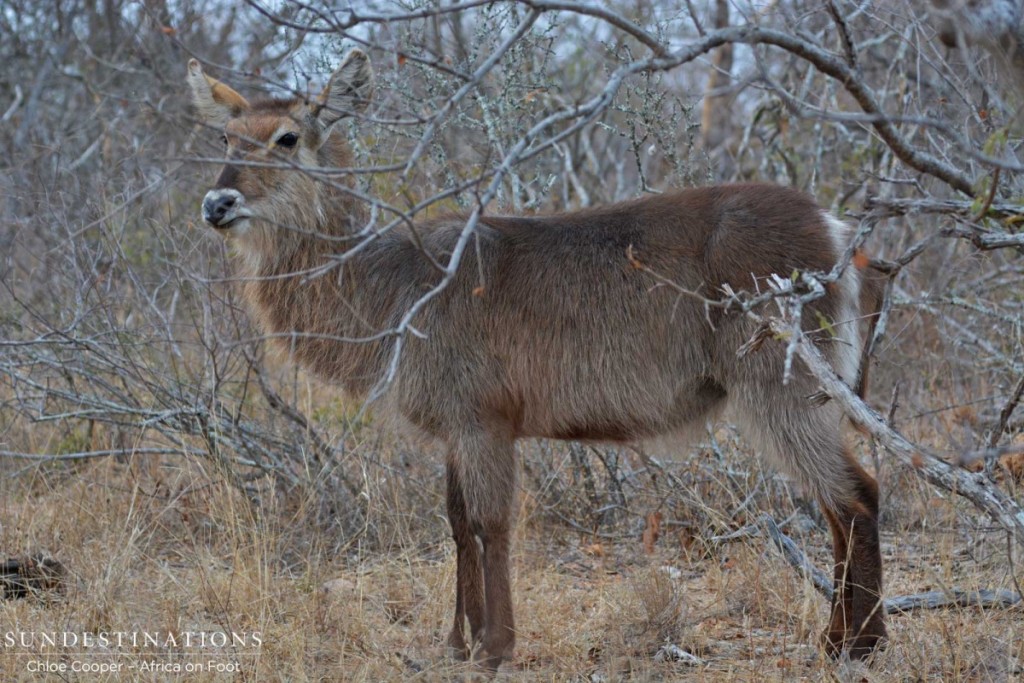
189;50;887;670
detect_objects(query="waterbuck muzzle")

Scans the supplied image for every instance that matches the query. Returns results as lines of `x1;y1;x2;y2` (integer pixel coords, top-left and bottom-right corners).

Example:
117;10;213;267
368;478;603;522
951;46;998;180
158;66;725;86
201;188;249;230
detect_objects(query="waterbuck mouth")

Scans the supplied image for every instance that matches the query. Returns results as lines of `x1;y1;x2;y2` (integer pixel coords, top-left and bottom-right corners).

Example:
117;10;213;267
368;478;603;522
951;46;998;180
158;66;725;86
209;215;248;231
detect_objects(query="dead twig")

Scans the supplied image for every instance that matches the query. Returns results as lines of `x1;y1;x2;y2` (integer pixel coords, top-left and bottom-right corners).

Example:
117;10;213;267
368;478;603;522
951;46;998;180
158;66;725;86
989;372;1024;448
970;168;1002;223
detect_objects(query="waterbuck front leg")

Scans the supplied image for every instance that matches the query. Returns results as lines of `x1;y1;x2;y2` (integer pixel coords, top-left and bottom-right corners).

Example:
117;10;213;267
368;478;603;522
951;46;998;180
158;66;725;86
820;455;886;660
449;428;517;672
445;457;484;660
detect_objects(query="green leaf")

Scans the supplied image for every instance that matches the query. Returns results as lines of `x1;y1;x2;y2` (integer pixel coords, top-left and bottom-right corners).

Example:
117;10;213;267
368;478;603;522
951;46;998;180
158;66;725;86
816;311;837;338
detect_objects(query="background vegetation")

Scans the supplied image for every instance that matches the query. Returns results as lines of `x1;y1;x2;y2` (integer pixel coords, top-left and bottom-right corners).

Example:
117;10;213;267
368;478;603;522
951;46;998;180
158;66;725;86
1;0;1023;679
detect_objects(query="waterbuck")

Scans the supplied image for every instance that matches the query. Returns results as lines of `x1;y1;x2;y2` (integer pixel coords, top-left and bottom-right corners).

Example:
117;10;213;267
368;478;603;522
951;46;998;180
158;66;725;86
188;49;886;670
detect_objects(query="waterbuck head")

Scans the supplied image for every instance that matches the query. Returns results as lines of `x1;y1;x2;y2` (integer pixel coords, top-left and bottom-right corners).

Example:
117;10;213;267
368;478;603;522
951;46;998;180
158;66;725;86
187;50;373;255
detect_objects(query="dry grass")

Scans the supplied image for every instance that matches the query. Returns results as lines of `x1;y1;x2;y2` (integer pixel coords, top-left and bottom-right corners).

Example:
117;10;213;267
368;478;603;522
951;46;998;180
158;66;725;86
3;406;1022;682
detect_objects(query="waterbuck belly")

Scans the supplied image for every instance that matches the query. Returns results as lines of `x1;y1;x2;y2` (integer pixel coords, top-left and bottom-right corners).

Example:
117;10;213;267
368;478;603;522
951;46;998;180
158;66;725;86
519;371;726;443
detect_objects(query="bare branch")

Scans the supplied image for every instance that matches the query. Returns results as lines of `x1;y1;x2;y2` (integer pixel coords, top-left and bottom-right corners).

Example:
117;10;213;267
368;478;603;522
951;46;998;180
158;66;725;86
759;310;1024;546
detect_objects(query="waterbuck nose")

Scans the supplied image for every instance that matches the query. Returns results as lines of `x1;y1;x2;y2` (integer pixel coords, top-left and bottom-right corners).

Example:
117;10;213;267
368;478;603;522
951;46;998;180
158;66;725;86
203;193;235;226
202;189;244;229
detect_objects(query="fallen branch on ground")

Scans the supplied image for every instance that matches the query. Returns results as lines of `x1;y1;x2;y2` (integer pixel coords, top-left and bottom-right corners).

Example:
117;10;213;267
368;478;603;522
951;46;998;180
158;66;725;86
0;555;66;600
757;516;1022;614
761;516;834;599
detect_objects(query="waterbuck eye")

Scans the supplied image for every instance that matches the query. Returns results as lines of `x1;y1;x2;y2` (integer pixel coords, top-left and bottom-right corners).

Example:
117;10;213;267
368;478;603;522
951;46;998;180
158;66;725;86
220;134;228;146
276;132;299;148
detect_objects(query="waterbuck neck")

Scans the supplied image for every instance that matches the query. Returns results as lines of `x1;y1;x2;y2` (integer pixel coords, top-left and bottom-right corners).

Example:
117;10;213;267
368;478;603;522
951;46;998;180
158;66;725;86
238;187;389;399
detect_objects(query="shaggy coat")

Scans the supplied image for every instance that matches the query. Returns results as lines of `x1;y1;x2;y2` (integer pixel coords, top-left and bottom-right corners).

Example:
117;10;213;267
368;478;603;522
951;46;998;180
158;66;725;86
189;49;887;670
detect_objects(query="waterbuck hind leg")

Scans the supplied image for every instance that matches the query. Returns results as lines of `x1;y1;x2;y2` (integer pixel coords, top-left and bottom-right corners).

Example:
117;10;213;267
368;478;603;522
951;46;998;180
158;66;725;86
820;456;886;660
445;457;485;661
729;369;886;661
451;428;517;672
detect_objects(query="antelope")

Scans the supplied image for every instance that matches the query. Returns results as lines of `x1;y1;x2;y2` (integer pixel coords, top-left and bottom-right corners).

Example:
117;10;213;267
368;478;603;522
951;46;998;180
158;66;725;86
188;49;887;671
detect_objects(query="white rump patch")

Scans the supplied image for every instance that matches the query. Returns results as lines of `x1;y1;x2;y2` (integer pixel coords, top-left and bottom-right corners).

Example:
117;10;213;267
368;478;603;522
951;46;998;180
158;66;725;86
822;213;862;387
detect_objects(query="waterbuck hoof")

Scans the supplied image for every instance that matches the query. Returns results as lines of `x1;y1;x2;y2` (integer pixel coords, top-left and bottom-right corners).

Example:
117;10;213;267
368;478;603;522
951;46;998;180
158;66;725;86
471;650;504;674
447;645;470;662
822;628;887;661
446;636;471;662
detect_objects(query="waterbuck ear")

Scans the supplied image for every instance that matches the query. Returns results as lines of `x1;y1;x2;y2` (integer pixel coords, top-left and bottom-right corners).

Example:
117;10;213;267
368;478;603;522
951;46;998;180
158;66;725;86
314;49;374;129
187;59;250;128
